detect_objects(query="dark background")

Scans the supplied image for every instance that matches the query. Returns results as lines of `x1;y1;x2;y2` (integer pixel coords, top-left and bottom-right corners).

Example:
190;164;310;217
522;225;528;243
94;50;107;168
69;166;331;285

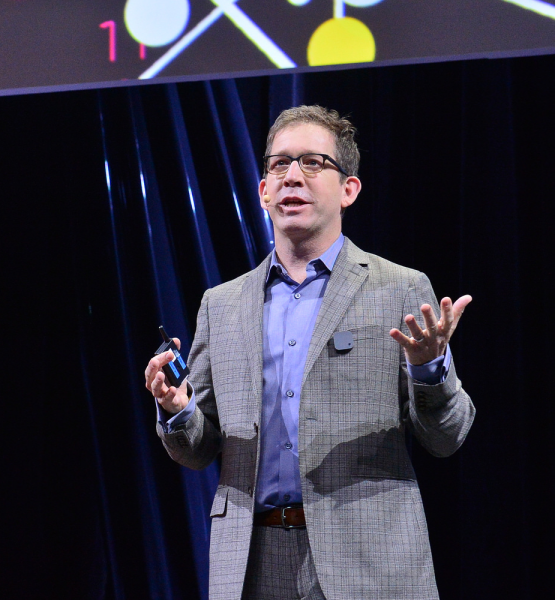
2;52;555;599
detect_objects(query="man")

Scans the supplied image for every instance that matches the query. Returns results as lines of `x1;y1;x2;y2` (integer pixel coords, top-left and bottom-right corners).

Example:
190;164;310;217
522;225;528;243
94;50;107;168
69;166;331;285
145;106;475;600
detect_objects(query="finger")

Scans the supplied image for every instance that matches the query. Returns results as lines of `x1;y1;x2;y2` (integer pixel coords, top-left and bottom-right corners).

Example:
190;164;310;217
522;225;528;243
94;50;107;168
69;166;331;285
159;385;177;404
151;371;169;398
146;351;174;373
452;295;472;323
173;337;181;351
157;386;181;414
439;297;453;332
157;350;176;367
145;351;174;390
420;304;438;335
404;314;425;341
145;356;163;389
390;328;414;349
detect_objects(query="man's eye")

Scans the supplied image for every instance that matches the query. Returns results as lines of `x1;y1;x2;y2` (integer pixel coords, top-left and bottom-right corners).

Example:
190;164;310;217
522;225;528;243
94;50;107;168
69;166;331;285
271;158;290;169
303;157;323;167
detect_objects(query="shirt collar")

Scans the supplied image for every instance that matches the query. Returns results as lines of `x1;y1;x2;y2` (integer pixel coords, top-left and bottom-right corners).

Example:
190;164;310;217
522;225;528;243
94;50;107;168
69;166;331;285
266;233;345;283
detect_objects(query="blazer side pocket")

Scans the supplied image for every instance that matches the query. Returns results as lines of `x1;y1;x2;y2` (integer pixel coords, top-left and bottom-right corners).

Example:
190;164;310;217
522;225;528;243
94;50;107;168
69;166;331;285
210;485;229;518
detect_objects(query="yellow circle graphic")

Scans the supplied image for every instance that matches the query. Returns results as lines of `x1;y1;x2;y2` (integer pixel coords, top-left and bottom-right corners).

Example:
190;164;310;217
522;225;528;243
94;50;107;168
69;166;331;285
307;17;376;66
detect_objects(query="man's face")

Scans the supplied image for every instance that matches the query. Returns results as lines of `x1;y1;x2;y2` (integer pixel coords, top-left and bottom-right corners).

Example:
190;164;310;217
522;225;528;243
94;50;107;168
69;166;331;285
259;123;360;245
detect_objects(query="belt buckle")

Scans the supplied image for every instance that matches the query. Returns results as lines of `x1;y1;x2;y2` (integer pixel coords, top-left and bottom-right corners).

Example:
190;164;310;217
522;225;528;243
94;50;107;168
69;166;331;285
280;505;304;529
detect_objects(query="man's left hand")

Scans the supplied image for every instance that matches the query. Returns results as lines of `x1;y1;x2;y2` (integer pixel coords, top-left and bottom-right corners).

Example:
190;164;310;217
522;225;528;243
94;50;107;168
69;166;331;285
389;295;472;366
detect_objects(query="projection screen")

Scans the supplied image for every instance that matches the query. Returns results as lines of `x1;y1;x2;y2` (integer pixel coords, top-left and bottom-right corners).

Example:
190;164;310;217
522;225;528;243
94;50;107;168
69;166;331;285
1;0;555;96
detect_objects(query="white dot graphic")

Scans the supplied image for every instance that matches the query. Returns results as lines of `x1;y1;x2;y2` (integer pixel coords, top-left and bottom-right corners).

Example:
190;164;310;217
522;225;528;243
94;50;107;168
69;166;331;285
125;0;190;47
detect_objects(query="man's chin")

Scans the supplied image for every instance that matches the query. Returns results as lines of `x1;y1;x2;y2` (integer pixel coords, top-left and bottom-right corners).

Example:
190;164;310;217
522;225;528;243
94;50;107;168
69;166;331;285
277;217;311;235
276;219;326;243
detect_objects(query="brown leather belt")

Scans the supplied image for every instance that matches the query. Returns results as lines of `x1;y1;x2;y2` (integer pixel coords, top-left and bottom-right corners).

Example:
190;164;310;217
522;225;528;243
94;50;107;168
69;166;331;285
253;505;306;529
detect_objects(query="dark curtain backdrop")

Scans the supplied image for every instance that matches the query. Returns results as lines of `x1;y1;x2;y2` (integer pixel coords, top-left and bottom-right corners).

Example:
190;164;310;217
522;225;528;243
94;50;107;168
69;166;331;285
3;54;555;600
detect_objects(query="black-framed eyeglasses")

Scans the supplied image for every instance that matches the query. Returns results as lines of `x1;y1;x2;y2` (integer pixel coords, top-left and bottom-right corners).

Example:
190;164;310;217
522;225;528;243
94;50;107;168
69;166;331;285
263;153;348;176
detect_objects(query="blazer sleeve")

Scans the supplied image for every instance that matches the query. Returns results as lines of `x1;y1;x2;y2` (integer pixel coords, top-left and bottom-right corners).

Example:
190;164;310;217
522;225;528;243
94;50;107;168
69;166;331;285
156;289;223;470
399;271;476;457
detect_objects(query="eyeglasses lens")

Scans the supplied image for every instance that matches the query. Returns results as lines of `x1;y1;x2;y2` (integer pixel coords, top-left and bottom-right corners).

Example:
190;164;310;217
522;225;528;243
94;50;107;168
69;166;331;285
300;155;324;173
267;155;325;174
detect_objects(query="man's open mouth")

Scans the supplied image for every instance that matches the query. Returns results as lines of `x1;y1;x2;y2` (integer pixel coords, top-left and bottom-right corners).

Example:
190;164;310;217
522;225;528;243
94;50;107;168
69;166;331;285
279;198;310;207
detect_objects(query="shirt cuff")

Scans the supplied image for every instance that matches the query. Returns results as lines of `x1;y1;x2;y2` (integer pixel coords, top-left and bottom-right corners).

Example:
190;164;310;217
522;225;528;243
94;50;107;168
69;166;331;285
156;381;197;433
407;344;452;385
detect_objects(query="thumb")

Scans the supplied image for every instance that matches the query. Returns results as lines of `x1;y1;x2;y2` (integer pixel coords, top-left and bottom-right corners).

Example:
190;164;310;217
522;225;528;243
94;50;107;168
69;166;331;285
453;295;472;318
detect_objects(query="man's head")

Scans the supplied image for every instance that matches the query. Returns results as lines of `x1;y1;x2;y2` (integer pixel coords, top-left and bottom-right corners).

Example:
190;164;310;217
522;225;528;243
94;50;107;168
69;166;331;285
265;105;360;183
259;106;362;250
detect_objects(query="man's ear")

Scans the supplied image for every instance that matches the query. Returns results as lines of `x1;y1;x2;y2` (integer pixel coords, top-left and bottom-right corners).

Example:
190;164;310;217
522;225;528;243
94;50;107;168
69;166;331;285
259;178;270;211
341;176;362;210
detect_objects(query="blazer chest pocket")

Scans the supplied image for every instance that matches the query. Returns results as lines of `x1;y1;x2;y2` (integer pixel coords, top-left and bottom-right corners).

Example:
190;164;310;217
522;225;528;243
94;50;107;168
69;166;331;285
210;485;229;518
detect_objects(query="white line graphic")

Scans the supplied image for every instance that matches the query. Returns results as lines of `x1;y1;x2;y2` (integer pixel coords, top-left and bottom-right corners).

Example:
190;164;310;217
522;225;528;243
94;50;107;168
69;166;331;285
140;0;295;80
210;0;296;68
334;0;346;19
503;0;555;19
139;5;228;79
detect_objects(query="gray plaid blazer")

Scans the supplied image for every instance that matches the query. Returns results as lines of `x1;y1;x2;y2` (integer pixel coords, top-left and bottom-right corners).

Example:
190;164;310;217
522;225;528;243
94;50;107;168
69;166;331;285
158;238;475;600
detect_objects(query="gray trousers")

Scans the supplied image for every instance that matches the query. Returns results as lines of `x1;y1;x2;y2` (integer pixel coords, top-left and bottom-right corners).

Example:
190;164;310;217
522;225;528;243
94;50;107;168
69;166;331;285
241;526;326;600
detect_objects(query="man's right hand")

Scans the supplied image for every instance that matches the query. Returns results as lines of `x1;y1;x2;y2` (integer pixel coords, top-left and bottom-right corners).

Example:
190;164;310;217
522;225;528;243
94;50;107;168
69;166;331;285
145;337;191;415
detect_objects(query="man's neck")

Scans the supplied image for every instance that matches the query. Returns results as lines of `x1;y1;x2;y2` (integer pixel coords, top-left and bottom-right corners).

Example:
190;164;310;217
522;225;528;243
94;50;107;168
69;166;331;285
274;233;341;283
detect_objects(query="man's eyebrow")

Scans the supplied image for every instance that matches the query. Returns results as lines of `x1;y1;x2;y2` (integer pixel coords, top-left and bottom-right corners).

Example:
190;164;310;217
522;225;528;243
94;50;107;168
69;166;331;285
271;151;320;156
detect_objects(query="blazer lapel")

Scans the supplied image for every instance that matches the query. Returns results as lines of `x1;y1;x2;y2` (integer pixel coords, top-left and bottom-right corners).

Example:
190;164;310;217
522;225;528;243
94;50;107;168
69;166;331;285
302;238;370;386
241;253;272;402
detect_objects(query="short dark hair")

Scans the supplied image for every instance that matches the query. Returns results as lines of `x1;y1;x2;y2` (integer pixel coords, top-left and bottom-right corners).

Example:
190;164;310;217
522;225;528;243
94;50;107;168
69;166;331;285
265;105;360;181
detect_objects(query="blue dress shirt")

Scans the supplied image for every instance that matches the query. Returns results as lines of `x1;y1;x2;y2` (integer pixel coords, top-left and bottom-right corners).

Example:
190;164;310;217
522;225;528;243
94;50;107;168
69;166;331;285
255;234;345;510
157;234;451;511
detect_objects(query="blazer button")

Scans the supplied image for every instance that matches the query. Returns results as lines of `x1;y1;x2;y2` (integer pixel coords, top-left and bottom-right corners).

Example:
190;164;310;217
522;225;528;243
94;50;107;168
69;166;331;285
248;487;253;497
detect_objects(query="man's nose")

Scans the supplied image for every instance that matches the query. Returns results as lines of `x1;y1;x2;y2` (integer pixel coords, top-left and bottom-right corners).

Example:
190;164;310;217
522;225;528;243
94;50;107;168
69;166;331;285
284;159;304;184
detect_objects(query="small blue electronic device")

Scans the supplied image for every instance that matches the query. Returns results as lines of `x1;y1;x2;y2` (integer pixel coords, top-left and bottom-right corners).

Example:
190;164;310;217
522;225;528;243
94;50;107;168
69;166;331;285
155;325;189;388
